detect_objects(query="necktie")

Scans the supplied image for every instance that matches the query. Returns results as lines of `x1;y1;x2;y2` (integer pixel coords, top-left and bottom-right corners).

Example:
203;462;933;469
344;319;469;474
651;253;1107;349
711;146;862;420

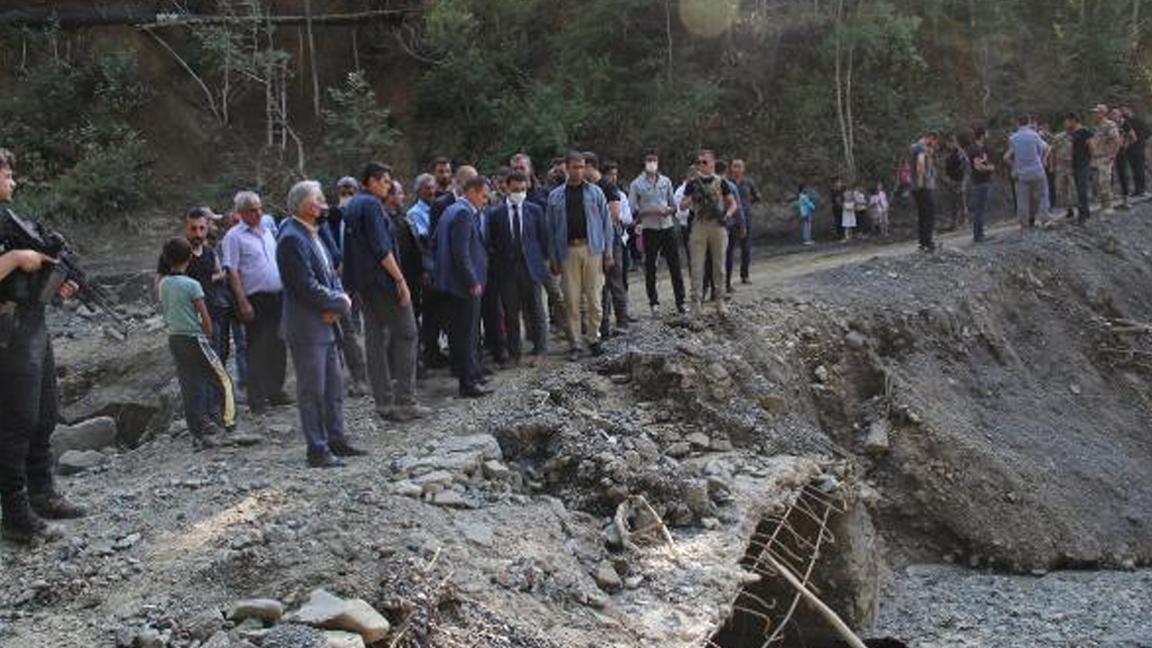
512;203;522;254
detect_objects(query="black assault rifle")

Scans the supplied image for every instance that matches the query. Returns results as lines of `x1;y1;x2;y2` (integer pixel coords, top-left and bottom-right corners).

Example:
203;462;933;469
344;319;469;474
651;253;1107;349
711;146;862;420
0;206;130;334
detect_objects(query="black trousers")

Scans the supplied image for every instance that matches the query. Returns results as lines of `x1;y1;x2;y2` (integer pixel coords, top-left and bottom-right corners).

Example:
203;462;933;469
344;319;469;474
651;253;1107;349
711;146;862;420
914;188;936;249
498;263;546;360
244;291;286;405
169;334;232;435
1128;143;1147;195
1074;164;1092;223
643;227;685;308
447;293;482;391
1116;151;1132;197
421;288;449;363
481;276;505;361
0;306;57;497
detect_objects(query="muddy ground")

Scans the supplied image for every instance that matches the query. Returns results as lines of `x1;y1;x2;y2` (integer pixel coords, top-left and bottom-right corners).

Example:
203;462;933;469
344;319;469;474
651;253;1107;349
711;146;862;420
1;204;1151;647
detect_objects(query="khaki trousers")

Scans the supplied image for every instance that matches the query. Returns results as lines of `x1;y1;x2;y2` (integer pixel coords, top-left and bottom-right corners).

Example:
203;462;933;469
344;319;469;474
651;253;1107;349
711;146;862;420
689;220;728;307
561;243;604;350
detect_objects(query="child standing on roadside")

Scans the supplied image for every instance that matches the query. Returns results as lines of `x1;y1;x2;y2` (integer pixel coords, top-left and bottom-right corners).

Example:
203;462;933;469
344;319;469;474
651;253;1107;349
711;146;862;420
158;237;235;448
869;181;891;236
841;186;858;240
796;185;816;245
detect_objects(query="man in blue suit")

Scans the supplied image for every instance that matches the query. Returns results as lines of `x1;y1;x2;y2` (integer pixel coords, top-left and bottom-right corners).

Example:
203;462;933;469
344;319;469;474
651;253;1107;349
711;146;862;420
487;171;549;365
276;180;363;468
434;176;492;398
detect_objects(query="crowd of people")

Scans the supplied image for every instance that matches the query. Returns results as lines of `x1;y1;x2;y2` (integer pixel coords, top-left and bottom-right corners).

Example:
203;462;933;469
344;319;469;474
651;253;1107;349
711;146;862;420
147;149;764;471
0;98;1147;542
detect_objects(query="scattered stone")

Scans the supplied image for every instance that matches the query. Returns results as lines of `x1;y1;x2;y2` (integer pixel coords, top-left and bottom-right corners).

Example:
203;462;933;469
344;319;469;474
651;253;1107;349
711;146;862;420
228;598;284;624
1069;384;1082;395
52;416;118;457
609;374;631;385
182;608;225;642
260;624;326;648
665;442;691;458
134;628;166;648
482;459;511;480
685;432;711;449
431;490;469;508
684;480;712;516
411;470;455;489
57;449;108;475
457;520;495;547
710;437;734;452
593;561;622;592
286;589;391;644
865;420;891;455
324;630;366;648
757;394;787;415
624;575;644;589
201;631;232;648
113;533;141;551
389;480;423;498
814;365;830;383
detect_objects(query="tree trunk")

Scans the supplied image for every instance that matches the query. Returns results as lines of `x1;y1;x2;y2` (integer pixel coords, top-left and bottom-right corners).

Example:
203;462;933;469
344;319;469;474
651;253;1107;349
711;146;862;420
832;0;854;179
305;0;321;118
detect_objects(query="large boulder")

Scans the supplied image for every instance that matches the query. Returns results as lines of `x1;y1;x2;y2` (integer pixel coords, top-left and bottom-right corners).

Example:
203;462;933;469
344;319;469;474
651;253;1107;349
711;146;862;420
60;339;177;447
51;416;118;457
286;589;390;644
56;449;107;475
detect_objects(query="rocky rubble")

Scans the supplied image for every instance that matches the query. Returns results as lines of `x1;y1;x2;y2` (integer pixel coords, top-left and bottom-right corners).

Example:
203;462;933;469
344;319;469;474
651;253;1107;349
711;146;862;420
4;212;1152;646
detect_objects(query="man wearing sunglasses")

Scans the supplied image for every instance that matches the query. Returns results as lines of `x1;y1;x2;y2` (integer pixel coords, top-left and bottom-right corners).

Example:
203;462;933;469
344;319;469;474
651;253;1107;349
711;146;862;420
681;150;738;316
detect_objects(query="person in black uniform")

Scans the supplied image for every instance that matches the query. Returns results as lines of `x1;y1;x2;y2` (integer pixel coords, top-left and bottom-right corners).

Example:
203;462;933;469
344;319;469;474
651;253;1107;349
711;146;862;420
0;147;86;545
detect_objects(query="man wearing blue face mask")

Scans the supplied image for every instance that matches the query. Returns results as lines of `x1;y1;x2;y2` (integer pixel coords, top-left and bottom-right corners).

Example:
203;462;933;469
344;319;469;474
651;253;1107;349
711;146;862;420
486;172;549;366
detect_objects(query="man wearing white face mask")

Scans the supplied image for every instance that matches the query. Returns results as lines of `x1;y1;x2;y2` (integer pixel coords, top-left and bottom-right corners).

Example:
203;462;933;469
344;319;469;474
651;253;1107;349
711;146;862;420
628;151;685;316
487;172;549;365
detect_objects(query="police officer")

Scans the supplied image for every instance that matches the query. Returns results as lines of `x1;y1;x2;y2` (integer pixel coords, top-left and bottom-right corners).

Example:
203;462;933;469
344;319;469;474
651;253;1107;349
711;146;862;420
0;148;86;544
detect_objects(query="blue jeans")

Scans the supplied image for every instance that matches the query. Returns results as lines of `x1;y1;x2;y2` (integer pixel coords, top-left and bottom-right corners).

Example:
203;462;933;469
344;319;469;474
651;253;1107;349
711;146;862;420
970;182;992;241
801;217;812;243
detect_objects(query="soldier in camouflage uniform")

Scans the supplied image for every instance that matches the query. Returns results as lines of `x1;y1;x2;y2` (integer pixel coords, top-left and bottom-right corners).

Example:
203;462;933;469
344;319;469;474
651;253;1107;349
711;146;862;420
1049;129;1075;219
1091;104;1122;213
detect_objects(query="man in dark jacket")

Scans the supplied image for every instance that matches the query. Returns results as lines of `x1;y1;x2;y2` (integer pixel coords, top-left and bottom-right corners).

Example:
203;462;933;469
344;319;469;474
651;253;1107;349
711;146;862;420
487;171;549;365
435;176;492;397
342;163;429;422
277;180;360;468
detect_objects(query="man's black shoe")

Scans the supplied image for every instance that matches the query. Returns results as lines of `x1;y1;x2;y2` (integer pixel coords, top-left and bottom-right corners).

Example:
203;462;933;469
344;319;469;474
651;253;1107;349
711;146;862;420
425;353;451;369
589;342;605;357
328;441;369;457
307;452;346;469
268;391;294;407
2;493;62;545
566;348;582;362
459;385;492;398
249;400;269;416
29;492;87;520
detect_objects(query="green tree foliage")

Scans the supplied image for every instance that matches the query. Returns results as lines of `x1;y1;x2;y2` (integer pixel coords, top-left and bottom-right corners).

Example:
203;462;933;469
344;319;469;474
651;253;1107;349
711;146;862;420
0;31;151;221
399;0;1149;188
322;71;401;169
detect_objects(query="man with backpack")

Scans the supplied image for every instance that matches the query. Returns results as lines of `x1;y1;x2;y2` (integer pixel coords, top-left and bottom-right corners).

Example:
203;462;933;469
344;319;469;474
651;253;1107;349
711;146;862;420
681;149;738;316
942;134;970;230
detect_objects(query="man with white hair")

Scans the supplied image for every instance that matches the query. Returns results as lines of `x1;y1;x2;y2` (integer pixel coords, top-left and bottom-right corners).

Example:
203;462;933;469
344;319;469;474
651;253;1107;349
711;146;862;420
277;180;361;468
220;190;290;414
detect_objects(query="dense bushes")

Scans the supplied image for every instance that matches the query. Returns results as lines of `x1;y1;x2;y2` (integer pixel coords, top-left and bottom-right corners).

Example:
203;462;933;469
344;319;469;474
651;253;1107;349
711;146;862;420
0;35;151;223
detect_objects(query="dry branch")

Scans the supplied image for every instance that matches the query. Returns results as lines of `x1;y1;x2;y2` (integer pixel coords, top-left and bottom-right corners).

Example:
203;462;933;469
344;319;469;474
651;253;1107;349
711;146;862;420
762;553;868;648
